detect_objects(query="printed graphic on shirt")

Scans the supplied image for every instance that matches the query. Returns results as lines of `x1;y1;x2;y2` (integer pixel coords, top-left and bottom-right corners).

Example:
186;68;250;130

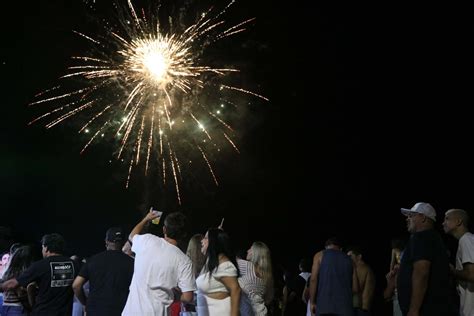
50;261;75;287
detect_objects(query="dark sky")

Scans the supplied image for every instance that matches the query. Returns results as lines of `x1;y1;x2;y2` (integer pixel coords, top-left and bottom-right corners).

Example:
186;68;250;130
2;1;474;312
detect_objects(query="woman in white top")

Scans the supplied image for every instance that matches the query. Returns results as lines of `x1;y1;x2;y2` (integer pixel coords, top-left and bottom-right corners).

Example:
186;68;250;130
196;228;241;316
238;242;274;316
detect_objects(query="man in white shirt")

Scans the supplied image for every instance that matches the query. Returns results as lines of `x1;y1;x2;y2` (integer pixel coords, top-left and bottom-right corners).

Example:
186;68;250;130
443;208;474;316
122;210;196;316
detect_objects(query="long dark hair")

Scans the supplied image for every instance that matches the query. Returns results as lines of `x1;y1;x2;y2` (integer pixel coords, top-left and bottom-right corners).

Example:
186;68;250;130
3;245;35;280
205;228;239;277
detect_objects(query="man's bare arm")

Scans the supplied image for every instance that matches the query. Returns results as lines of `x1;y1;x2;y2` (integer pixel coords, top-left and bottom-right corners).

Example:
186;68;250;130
129;207;160;241
453;262;474;283
310;251;323;314
408;260;430;315
0;278;19;291
72;276;88;306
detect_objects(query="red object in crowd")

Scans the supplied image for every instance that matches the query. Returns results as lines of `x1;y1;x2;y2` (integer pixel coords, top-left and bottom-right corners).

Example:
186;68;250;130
170;300;181;316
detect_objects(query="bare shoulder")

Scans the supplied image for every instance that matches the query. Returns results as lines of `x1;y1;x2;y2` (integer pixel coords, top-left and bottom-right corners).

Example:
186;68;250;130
218;255;230;265
313;250;324;263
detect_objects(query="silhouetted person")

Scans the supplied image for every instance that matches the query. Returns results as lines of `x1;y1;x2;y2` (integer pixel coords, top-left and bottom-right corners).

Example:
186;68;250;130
309;237;358;316
1;233;79;316
72;227;134;316
122;210;195;315
443;208;474;316
398;202;454;316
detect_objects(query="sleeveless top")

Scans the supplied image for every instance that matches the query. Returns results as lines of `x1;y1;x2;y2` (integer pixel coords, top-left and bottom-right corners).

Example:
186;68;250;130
316;249;353;316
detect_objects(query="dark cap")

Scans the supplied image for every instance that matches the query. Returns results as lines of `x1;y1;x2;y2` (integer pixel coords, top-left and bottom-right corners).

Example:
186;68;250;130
105;227;125;242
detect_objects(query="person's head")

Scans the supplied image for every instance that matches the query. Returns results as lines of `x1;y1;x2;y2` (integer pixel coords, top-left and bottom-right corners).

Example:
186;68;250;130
41;233;66;257
186;234;205;277
105;227;125;250
247;241;274;302
346;246;363;263
325;237;342;250
401;202;436;233
443;209;469;237
163;212;188;241
3;245;34;280
297;257;311;273
247;242;273;277
391;238;405;251
247;242;272;271
202;228;239;276
390;238;405;267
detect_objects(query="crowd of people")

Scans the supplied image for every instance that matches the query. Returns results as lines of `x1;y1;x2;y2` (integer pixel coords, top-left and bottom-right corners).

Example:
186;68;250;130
0;201;473;316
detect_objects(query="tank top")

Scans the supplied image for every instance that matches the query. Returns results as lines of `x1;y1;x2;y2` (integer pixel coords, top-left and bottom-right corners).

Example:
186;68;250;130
316;249;354;316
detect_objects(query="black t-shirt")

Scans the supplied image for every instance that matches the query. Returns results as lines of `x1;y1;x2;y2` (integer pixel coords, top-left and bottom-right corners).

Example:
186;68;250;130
284;274;307;316
397;229;455;316
17;255;78;316
79;250;134;316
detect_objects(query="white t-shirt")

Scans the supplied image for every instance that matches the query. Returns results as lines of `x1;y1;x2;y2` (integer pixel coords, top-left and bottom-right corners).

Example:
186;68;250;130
456;232;474;316
122;234;196;316
196;261;237;294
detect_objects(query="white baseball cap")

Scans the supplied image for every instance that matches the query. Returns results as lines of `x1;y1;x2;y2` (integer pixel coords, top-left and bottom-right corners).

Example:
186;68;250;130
401;202;436;222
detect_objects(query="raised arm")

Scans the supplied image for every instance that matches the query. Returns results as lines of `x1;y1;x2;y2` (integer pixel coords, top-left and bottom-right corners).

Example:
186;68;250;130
129;207;160;241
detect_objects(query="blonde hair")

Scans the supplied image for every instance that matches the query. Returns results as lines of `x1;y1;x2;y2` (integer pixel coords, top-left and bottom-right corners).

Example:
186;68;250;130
186;234;206;278
249;241;274;303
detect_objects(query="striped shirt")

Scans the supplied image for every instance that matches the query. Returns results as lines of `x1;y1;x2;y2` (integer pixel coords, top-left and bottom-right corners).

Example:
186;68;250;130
238;259;267;316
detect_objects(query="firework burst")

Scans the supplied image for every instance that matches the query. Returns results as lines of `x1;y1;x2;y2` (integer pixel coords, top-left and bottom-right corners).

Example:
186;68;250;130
30;0;268;204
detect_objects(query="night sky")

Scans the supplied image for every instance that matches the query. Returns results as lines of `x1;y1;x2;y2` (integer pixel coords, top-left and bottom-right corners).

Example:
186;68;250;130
2;1;474;313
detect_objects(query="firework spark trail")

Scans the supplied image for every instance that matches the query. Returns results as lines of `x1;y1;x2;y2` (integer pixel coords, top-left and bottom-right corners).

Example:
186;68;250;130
71;56;109;63
125;157;134;189
221;85;269;101
80;122;108;154
197;145;218;186
190;113;211;140
135;115;145;164
214;0;236;20
72;30;101;45
145;105;155;175
208;111;233;131
34;86;61;98
79;105;112;133
168;144;181;204
215;18;255;41
127;0;141;29
118;101;140;158
224;132;240;153
30;88;92;106
31;0;268;203
28;101;78;125
158;118;166;184
45;100;96;129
